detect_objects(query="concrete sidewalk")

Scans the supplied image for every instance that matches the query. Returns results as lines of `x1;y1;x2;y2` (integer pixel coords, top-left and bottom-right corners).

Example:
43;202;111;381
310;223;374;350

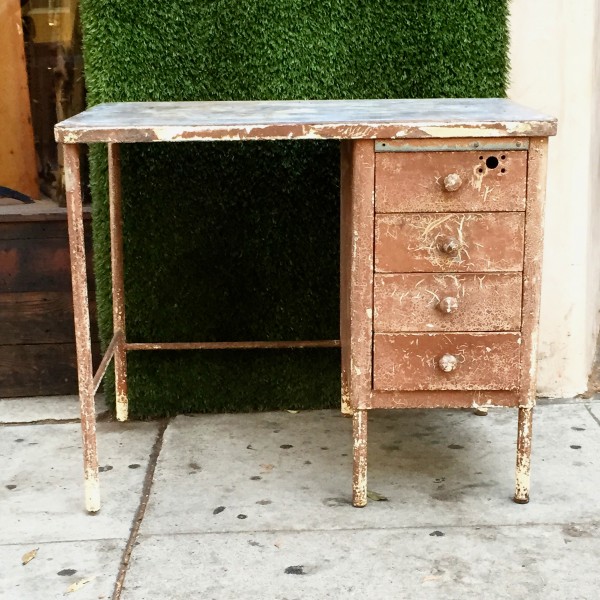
1;396;599;599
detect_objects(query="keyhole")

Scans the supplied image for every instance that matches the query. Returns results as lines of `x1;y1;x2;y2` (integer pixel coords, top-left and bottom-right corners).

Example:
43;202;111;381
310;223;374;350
485;156;499;169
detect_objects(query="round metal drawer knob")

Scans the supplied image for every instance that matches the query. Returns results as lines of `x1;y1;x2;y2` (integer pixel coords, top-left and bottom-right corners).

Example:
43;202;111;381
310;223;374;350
437;236;460;255
443;173;462;192
437;296;459;314
438;354;459;372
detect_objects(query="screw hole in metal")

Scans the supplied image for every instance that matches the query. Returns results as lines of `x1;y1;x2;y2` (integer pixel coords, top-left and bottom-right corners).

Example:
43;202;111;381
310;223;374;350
501;168;506;173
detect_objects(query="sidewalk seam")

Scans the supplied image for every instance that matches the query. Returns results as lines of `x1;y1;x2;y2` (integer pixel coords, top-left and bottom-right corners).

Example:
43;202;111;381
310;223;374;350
112;418;169;600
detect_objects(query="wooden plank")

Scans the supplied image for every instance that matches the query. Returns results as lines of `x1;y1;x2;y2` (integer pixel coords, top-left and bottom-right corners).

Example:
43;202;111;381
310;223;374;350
0;202;91;223
0;343;100;398
0;234;93;293
0;207;92;233
0;221;69;241
55;99;558;143
0;291;97;344
375;150;527;213
375;212;525;273
374;273;522;332
373;332;522;391
0;238;71;293
0;0;39;199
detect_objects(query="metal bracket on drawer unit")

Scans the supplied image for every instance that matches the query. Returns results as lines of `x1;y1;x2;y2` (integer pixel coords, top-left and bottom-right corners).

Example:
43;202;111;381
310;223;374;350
375;139;530;153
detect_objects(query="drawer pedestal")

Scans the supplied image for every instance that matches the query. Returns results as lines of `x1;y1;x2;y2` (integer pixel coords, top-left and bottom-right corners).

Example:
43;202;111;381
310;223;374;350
341;134;552;507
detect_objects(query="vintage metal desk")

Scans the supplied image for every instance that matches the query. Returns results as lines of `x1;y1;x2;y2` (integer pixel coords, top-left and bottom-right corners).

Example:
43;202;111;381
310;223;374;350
55;99;556;512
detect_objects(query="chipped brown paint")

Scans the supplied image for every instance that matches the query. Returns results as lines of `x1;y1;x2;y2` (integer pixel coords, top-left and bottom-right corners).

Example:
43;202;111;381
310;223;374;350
352;409;368;507
375;212;525;273
340;141;378;381
339;140;376;506
511;138;549;504
59;128;160;144
515;407;533;503
375;150;527;213
92;331;121;394
374;273;522;332
108;144;129;422
337;120;552;506
365;390;520;410
339;141;354;418
54;99;557;144
64;144;100;513
518;138;549;408
56;121;558;144
57;99;555;511
373;332;522;391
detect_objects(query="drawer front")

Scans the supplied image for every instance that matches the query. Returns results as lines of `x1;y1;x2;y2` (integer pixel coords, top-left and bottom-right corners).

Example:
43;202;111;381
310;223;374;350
375;212;524;273
373;332;521;391
374;273;522;332
375;151;527;213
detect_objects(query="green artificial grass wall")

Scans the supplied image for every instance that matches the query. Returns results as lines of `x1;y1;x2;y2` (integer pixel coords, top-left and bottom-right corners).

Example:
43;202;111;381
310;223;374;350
80;0;509;418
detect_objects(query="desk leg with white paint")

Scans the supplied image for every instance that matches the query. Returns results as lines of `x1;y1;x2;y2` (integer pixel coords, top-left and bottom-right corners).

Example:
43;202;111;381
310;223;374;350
108;143;129;422
64;143;100;513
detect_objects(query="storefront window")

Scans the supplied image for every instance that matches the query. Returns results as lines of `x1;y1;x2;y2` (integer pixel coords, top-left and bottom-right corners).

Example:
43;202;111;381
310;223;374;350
22;0;86;205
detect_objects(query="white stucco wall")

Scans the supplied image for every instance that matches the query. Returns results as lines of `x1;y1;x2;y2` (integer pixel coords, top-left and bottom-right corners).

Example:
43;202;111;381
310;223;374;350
509;0;600;397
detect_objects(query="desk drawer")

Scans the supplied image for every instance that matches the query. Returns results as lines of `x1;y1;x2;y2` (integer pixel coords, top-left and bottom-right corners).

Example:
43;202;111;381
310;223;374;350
375;150;527;213
373;332;521;391
374;273;522;332
374;212;524;273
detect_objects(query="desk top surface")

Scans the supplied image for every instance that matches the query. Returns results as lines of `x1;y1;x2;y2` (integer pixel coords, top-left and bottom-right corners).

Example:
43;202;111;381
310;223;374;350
55;98;557;144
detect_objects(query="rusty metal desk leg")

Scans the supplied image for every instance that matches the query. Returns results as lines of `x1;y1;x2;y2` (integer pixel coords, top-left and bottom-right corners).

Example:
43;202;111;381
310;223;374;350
352;409;367;507
108;143;128;421
64;143;100;513
513;138;547;505
514;407;533;503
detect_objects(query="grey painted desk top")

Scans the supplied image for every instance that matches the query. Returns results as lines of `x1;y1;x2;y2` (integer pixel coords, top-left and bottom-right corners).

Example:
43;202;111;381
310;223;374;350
55;98;557;144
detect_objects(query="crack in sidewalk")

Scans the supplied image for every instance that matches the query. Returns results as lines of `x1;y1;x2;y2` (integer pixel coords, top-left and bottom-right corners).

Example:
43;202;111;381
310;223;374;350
0;412;112;427
112;418;169;600
585;403;600;428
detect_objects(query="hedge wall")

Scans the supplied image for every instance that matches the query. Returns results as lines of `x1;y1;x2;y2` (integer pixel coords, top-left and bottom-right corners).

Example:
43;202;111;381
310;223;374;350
80;0;509;417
